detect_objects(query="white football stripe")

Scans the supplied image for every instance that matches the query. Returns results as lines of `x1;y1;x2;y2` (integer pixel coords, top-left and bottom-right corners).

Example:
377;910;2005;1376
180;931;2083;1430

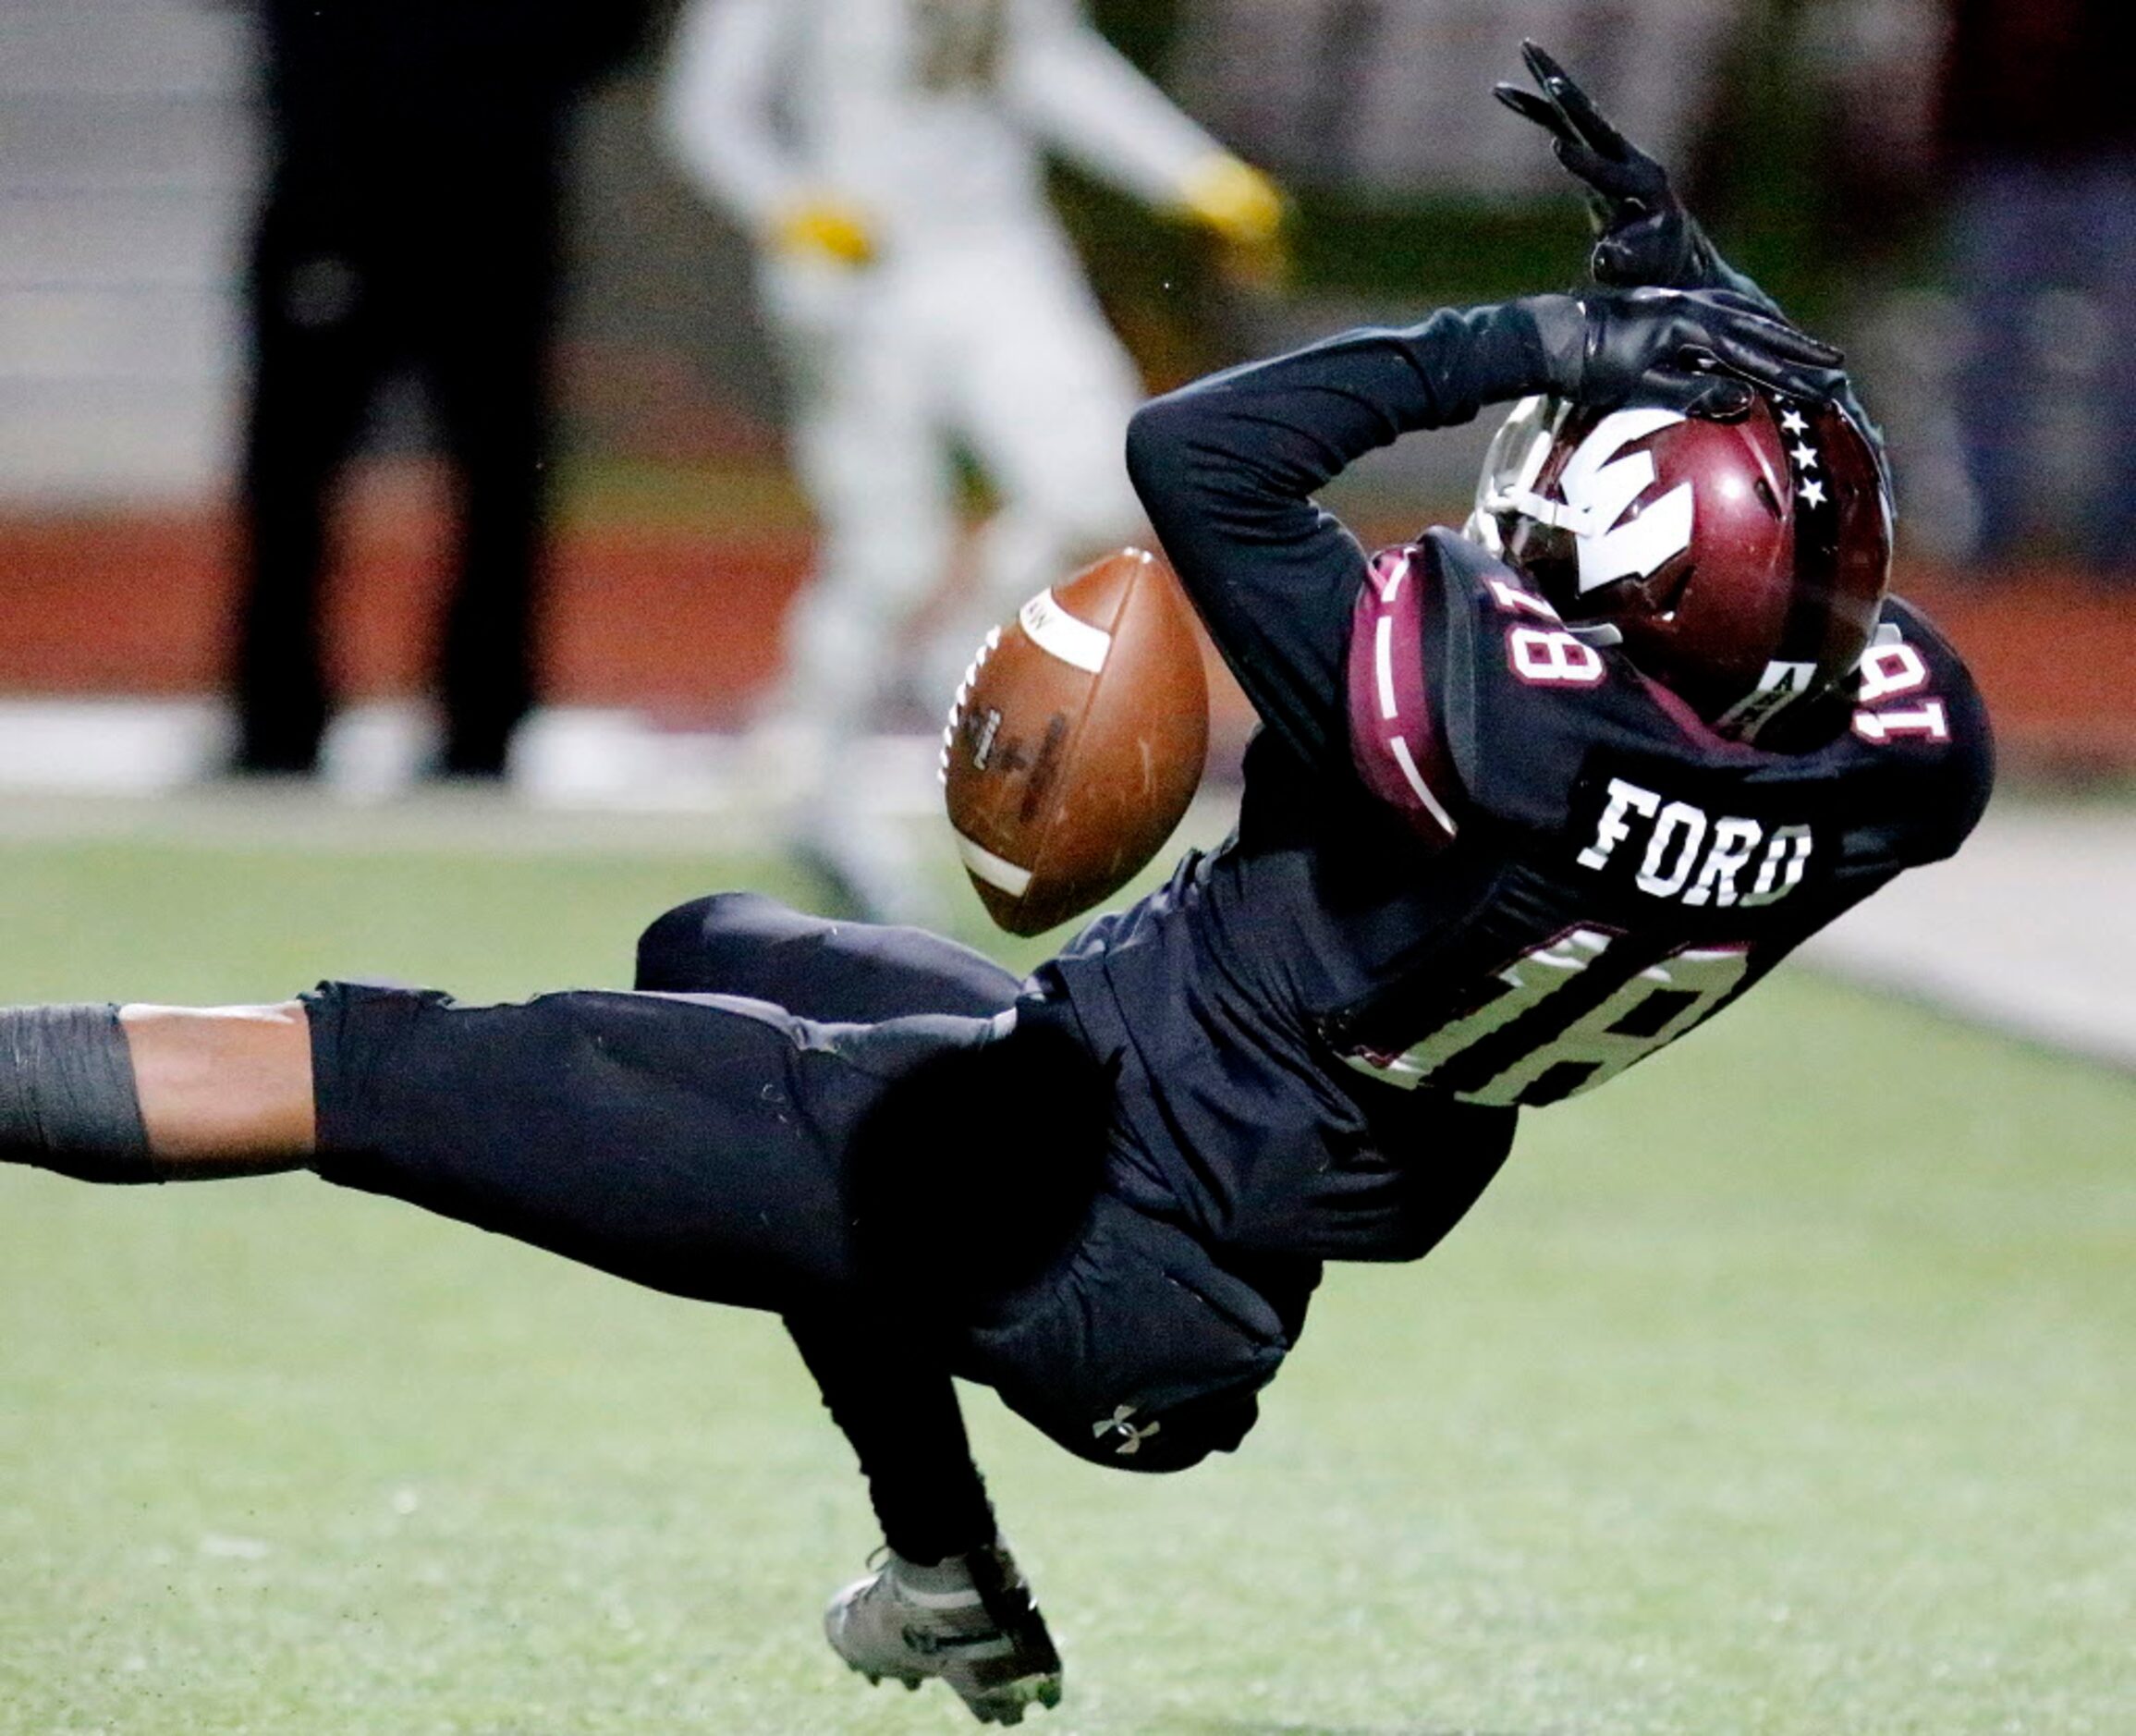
1019;590;1111;674
1374;614;1398;720
955;831;1034;896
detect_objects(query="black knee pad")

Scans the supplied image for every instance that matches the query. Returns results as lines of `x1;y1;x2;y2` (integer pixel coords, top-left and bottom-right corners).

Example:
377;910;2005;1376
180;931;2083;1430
633;892;738;992
633;889;1018;1020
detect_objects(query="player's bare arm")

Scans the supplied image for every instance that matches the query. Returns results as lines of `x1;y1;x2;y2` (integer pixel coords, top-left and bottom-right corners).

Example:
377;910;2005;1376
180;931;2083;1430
0;1001;311;1181
121;1002;314;1170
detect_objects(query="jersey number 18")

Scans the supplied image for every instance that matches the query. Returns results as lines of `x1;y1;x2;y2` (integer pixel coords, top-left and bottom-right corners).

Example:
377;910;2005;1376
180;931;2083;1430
1342;928;1752;1107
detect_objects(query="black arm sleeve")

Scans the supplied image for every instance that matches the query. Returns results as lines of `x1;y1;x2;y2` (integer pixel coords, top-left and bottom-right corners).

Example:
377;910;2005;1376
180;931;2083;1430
1123;300;1555;771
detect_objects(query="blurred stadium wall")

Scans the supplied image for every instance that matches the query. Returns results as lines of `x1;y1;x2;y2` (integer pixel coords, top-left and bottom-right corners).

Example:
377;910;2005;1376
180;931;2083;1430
0;0;2130;788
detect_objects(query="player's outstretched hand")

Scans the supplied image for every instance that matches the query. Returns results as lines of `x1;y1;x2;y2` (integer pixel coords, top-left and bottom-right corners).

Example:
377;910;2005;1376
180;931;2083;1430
1525;285;1843;421
1495;39;1705;288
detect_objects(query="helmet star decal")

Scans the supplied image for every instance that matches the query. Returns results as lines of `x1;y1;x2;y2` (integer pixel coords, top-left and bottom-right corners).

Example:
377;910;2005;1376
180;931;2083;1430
1784;407;1828;507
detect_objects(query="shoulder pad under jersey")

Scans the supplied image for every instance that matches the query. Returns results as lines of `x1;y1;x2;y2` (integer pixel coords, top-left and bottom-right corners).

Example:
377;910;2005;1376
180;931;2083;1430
1347;541;1464;848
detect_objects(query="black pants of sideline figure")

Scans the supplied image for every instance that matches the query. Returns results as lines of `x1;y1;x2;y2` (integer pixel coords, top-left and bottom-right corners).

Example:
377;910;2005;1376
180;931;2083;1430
235;154;562;777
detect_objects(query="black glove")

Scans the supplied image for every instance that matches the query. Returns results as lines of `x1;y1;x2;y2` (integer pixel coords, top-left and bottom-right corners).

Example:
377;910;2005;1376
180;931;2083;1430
1495;40;1710;288
1522;286;1843;421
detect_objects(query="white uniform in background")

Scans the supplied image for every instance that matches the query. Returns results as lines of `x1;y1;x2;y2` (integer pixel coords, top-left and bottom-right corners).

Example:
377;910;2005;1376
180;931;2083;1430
662;0;1280;918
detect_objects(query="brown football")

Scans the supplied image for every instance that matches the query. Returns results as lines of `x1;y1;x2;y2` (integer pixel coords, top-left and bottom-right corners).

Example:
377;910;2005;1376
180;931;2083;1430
940;547;1209;936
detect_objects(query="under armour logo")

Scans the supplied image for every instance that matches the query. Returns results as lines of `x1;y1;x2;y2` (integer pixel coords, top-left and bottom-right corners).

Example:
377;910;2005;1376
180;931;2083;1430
1092;1404;1162;1457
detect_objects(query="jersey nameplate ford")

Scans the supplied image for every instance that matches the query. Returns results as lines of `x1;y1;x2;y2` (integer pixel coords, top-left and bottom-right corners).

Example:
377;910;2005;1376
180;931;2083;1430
1574;776;1813;909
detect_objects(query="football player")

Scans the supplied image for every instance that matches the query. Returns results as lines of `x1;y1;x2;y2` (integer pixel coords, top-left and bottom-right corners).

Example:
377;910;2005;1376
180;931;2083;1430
661;0;1286;921
0;47;1987;1729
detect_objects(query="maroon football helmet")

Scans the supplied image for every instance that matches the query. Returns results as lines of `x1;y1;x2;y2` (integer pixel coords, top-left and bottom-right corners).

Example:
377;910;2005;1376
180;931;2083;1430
1467;390;1891;741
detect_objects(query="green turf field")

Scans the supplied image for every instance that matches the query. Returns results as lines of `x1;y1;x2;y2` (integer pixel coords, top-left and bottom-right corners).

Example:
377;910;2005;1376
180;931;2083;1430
1;818;2130;1735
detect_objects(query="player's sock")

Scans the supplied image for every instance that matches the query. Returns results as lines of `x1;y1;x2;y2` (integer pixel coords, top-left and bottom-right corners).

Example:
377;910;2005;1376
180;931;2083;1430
783;1314;1000;1564
0;1005;157;1182
867;1419;998;1568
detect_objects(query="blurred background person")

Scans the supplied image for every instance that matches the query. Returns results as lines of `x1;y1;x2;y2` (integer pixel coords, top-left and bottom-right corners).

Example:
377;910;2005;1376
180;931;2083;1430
234;0;653;781
1940;0;2136;583
660;0;1285;921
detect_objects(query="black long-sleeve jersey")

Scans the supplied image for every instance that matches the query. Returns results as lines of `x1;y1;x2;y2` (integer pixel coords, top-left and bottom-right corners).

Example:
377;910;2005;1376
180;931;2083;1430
1029;301;1994;1267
